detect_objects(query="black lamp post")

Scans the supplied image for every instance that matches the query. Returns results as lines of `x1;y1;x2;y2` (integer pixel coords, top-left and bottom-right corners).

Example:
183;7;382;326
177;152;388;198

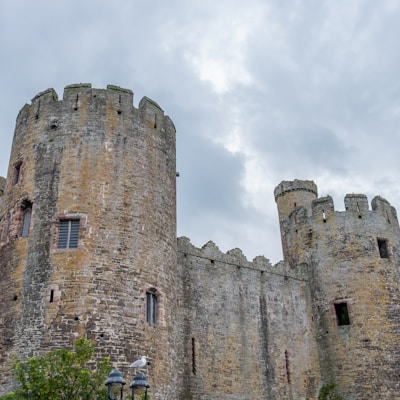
105;369;126;400
130;372;150;399
105;369;150;400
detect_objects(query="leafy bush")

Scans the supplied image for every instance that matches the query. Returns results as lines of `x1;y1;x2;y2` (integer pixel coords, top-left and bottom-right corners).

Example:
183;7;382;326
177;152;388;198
0;338;111;400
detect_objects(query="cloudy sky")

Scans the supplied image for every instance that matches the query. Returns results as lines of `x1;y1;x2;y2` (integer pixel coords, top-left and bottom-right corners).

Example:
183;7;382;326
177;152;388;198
1;0;400;264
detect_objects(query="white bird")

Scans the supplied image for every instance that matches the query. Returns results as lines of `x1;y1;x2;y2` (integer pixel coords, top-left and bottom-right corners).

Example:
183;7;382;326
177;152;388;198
129;356;147;370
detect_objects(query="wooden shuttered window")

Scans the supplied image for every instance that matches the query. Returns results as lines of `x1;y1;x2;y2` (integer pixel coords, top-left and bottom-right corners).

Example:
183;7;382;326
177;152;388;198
58;219;80;249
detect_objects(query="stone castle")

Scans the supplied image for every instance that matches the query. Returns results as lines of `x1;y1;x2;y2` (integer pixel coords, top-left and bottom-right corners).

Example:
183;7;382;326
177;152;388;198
0;84;399;400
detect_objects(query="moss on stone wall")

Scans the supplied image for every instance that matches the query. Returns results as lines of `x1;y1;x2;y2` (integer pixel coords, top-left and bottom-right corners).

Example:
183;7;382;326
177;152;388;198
318;384;344;400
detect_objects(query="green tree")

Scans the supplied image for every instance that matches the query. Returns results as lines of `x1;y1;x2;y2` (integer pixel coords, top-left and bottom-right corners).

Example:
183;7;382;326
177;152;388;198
0;337;111;400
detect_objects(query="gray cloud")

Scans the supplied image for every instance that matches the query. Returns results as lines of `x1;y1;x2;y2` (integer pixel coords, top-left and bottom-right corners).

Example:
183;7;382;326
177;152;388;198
1;0;400;263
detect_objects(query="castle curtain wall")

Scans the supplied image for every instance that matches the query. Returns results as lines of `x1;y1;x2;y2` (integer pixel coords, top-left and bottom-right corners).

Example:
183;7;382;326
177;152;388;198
176;238;321;400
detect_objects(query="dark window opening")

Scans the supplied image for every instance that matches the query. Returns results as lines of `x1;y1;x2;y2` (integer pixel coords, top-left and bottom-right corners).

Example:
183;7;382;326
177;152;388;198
14;163;22;184
285;350;291;384
50;289;54;303
35;100;41;119
334;302;350;326
58;219;80;249
192;337;196;375
146;291;157;324
377;238;388;258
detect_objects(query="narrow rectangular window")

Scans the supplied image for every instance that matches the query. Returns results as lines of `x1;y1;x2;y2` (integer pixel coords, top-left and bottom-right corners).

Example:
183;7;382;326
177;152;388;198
22;210;31;237
285;350;291;384
15;164;21;184
146;292;157;324
334;302;350;326
192;337;196;374
377;238;388;258
58;219;80;249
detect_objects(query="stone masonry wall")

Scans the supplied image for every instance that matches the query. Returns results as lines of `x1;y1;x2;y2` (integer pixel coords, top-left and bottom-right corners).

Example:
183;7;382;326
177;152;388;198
0;84;178;398
176;237;321;400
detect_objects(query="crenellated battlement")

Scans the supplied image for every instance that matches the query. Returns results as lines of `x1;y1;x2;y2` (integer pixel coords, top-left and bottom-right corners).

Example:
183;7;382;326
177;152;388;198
311;195;334;217
15;84;174;133
276;179;399;229
177;236;310;281
276;180;400;276
177;236;268;269
308;193;398;225
344;193;369;213
274;179;318;201
31;87;58;105
371;195;398;223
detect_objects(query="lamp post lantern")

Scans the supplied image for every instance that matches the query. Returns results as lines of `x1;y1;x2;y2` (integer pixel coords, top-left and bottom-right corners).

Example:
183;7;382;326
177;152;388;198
130;372;150;399
105;369;126;400
105;369;150;399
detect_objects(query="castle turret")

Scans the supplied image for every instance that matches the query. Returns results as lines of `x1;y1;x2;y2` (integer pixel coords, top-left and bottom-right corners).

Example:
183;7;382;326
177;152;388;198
274;179;318;262
0;84;178;398
275;179;400;399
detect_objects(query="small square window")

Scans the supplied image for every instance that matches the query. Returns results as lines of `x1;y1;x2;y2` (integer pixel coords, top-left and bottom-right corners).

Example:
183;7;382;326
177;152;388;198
377;238;388;258
58;219;80;249
334;302;350;326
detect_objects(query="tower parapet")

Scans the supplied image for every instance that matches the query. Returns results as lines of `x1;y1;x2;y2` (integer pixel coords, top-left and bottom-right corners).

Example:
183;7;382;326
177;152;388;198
274;179;318;218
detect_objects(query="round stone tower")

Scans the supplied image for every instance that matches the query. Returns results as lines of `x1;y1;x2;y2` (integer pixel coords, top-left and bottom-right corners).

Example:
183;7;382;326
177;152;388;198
274;179;318;262
0;84;178;397
275;179;400;398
